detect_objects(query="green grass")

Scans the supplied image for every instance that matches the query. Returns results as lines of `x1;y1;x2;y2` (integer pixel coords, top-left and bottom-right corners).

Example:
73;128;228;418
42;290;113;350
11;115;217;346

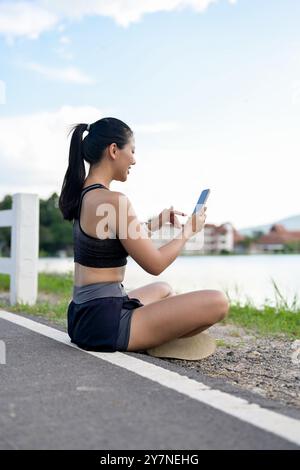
215;339;232;348
215;339;246;349
222;303;300;339
0;272;73;326
0;273;299;338
3;298;71;326
37;271;74;295
0;273;10;291
223;278;300;339
0;271;74;296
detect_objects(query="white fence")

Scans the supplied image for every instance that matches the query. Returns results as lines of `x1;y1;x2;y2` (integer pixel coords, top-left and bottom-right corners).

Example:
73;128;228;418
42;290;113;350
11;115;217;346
0;194;39;306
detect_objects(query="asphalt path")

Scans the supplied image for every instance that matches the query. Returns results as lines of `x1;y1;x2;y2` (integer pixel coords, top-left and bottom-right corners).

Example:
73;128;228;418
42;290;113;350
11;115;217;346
0;310;299;450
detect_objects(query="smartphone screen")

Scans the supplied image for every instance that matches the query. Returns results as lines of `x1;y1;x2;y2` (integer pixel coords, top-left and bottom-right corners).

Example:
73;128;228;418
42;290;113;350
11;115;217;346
192;189;210;214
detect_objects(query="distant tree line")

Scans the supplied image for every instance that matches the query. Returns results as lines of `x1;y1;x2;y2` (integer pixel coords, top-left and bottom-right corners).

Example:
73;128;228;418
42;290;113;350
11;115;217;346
0;193;73;257
235;230;300;254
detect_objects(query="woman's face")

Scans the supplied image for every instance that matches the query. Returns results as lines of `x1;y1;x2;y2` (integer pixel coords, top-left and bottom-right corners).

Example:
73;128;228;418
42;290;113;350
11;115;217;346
112;135;136;181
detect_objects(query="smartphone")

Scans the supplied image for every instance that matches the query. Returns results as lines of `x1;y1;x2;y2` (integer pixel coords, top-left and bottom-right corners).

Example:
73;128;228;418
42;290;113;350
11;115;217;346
192;189;210;214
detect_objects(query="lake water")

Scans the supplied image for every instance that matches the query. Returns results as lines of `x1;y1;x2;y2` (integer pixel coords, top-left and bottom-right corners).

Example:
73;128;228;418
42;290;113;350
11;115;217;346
38;254;300;309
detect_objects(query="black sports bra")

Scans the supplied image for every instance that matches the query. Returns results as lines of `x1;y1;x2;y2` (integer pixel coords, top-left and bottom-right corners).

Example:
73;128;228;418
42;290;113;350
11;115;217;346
73;184;128;268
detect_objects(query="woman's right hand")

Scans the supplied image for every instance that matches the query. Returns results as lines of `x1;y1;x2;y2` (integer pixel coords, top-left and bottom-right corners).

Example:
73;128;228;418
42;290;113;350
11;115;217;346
182;206;207;240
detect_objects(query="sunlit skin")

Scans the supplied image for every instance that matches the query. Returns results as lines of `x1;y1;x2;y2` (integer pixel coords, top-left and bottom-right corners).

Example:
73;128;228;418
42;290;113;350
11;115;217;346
74;133;229;350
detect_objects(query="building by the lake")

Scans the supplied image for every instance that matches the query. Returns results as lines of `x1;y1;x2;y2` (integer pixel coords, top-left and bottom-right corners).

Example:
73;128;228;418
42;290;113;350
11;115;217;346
151;222;242;254
254;224;300;252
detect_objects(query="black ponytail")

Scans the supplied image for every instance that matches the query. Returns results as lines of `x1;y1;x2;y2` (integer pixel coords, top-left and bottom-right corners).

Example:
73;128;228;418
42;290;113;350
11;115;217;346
59;117;133;221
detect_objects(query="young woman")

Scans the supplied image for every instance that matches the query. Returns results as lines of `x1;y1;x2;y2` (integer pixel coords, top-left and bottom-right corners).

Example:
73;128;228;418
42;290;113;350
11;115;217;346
59;117;229;353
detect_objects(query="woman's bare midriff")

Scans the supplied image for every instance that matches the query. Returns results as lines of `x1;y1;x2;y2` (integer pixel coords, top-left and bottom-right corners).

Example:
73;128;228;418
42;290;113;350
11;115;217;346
74;263;126;287
74;182;126;288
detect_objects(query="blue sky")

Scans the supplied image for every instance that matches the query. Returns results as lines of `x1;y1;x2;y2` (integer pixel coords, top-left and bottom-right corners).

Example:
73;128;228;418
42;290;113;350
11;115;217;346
0;0;299;230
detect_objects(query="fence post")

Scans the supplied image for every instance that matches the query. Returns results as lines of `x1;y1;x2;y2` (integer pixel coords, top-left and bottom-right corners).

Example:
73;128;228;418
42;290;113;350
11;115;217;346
10;194;39;306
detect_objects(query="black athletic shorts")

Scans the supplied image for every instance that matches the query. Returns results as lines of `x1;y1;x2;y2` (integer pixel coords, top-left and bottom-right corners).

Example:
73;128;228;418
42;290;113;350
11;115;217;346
67;293;144;352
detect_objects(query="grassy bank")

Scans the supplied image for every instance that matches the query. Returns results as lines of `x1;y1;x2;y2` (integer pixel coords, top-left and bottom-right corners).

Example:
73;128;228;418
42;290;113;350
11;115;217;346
0;272;73;326
0;273;299;339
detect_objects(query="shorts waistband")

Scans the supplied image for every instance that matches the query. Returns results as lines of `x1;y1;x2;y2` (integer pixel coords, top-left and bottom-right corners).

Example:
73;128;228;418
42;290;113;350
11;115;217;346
72;281;127;304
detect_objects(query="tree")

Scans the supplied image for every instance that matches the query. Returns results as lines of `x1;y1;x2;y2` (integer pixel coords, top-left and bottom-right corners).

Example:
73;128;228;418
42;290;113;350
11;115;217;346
0;195;12;257
283;240;300;253
0;192;73;258
39;192;73;255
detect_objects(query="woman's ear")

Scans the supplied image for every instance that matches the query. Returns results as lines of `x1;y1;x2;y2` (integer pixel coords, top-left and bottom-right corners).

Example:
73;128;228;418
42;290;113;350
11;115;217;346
108;142;117;160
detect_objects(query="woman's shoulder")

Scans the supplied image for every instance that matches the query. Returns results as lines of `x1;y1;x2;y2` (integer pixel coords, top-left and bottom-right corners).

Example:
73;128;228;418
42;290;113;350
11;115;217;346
84;189;129;213
107;190;129;207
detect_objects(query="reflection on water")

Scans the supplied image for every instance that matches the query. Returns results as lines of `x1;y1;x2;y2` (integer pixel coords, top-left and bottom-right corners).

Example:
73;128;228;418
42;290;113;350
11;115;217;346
39;254;300;309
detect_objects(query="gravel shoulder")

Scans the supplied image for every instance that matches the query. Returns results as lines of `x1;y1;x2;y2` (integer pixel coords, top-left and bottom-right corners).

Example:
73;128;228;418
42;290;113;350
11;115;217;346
160;323;300;409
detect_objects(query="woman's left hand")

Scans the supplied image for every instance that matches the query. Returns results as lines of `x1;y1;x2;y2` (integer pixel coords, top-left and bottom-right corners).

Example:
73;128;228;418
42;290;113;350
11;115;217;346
149;206;187;231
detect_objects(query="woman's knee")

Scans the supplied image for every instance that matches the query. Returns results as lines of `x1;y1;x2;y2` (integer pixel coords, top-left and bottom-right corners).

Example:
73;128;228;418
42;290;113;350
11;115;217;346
194;289;230;324
211;290;230;321
159;281;175;298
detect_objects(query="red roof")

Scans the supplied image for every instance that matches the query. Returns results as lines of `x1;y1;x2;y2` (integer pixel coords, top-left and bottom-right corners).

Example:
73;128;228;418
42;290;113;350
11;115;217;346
204;223;246;242
205;223;227;235
257;224;300;244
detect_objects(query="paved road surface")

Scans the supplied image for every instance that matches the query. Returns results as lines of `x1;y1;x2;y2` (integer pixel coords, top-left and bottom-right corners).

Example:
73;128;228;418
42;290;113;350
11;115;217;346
0;310;299;450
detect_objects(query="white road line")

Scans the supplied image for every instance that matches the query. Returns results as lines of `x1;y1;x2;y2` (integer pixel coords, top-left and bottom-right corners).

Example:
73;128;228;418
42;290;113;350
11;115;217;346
1;308;300;447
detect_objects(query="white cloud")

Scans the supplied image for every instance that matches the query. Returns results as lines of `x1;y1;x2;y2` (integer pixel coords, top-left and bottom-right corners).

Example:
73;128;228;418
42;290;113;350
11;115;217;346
0;1;58;43
59;35;71;45
3;106;297;230
0;106;183;205
22;61;95;83
134;121;180;133
0;0;237;40
54;48;74;61
55;35;73;60
39;0;222;26
0;105;104;194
